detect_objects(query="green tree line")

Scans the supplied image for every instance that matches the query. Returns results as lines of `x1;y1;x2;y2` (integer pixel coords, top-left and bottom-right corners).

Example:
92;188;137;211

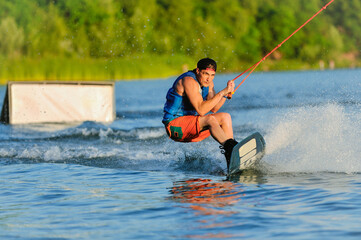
0;0;360;82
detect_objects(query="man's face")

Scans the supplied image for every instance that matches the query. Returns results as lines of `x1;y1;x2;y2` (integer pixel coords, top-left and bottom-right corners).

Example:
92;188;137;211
196;68;215;87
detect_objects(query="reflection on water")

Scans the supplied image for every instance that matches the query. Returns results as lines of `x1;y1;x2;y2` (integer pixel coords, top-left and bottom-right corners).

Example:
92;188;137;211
170;178;241;213
227;169;267;184
170;178;240;239
169;174;265;239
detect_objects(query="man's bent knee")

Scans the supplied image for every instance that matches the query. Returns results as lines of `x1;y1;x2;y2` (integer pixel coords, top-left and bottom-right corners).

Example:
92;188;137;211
213;112;232;125
221;112;231;122
200;115;220;129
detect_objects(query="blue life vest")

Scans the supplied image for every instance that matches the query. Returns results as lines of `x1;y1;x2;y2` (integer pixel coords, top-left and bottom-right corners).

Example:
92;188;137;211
162;71;209;124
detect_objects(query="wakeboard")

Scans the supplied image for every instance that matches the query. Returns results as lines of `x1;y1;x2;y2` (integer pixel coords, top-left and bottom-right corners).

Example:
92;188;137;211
228;132;266;175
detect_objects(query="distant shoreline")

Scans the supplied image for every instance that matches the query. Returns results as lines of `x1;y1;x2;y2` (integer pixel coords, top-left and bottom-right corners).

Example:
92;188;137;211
1;56;360;85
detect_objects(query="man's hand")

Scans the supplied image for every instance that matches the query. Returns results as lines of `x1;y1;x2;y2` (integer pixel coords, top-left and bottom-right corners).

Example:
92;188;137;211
227;80;235;94
225;80;235;99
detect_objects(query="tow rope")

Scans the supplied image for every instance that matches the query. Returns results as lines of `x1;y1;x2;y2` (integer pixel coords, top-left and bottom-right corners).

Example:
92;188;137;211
228;0;334;98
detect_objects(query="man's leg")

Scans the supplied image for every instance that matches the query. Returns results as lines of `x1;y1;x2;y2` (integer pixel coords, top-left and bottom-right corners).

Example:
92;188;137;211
199;112;238;171
199;112;234;145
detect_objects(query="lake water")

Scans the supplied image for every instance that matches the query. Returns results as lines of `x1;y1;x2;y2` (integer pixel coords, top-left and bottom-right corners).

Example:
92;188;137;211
1;69;361;239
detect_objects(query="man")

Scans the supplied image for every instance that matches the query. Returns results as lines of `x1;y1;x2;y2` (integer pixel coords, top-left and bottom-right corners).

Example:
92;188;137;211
162;58;238;170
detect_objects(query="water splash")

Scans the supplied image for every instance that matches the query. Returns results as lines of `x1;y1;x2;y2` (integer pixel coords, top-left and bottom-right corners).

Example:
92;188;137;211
265;104;361;174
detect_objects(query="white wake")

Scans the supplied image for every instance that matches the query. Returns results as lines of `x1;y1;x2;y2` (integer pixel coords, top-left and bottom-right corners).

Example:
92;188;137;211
265;104;361;173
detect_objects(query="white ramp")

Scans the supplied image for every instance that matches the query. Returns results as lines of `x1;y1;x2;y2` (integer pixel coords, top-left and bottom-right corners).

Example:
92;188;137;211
1;81;115;124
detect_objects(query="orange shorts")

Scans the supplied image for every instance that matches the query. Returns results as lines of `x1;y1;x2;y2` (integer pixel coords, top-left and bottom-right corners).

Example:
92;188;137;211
165;115;211;142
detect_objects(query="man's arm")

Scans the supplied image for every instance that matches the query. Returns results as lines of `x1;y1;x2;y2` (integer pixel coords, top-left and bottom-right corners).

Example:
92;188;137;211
208;83;227;113
183;77;231;116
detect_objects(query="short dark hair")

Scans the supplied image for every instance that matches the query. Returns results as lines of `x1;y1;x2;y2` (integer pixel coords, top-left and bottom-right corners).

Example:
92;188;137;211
197;58;217;72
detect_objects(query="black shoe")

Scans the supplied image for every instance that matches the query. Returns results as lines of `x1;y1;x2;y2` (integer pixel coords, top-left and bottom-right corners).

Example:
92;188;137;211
220;139;238;170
